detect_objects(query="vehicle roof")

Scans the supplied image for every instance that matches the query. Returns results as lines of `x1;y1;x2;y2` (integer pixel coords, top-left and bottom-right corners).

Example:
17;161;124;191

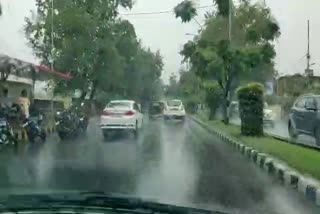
109;100;135;103
167;99;182;102
151;101;165;103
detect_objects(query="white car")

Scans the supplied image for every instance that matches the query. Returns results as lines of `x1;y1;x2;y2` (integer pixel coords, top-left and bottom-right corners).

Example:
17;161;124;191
263;103;275;128
163;99;186;121
100;100;143;138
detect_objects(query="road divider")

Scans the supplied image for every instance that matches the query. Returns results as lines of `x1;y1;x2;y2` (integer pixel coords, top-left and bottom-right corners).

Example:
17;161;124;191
190;116;320;207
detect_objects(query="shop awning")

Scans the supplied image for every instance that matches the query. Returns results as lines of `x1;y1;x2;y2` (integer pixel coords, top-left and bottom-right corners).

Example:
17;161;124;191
0;54;73;81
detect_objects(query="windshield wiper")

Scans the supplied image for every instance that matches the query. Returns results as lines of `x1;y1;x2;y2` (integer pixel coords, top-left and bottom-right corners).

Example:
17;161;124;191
0;191;228;214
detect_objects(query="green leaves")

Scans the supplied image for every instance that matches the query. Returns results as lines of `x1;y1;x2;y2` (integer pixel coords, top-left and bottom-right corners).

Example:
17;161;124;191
26;0;163;102
174;0;197;23
215;0;230;16
175;0;279;123
180;41;196;61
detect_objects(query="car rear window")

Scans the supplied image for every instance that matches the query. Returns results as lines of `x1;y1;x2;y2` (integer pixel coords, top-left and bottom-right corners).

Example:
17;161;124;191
167;100;182;107
106;102;131;108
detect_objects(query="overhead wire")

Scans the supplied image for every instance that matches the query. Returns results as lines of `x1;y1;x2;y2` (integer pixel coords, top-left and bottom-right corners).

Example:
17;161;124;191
120;4;215;16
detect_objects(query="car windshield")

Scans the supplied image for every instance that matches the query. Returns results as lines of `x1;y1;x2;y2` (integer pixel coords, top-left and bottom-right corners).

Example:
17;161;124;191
1;1;320;214
107;102;131;109
167;100;182;107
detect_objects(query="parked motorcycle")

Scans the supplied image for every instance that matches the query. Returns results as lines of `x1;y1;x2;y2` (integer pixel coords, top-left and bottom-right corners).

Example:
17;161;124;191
0;105;18;148
0;118;17;147
22;116;46;144
56;102;89;140
55;110;81;140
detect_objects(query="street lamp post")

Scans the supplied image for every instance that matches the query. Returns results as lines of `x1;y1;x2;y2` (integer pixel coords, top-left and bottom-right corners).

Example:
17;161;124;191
50;0;54;118
185;33;197;36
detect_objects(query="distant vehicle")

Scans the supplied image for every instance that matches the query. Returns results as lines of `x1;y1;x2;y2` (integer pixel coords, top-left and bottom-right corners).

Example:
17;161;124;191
163;99;186;121
230;101;275;127
263;102;275;128
100;100;143;139
149;101;165;119
289;94;320;146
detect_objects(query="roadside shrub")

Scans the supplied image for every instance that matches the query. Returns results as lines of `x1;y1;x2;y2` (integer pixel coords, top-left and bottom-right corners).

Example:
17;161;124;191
184;96;200;113
204;82;223;120
237;83;264;136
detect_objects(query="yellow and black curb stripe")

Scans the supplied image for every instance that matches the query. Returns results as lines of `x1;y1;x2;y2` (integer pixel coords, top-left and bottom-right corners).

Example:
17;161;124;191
13;126;56;141
189;116;320;207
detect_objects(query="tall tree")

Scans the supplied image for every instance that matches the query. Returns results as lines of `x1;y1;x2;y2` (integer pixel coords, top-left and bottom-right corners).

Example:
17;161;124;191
25;0;133;99
25;0;164;104
175;0;280;123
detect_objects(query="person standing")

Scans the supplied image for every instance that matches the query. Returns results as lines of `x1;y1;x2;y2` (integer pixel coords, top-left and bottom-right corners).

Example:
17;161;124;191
18;89;30;119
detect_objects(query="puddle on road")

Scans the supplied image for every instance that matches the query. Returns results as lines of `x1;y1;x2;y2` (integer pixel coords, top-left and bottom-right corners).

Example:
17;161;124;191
135;121;199;207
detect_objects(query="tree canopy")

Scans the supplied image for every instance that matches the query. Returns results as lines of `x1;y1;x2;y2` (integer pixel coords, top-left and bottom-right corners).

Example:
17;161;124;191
174;0;280;123
25;0;163;104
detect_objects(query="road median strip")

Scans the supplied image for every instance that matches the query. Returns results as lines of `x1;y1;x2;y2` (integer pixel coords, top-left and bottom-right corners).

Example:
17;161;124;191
190;115;320;207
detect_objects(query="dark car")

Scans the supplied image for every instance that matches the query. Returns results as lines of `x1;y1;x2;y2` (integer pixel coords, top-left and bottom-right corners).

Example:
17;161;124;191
149;101;165;119
288;94;320;145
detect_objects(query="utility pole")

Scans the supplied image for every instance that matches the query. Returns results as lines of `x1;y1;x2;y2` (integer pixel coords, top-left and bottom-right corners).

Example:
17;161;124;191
224;0;232;124
228;0;232;42
305;19;314;76
50;0;54;117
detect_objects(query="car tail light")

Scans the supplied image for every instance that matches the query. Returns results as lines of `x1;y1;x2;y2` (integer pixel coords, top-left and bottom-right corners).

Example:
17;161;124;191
102;111;111;116
125;111;135;116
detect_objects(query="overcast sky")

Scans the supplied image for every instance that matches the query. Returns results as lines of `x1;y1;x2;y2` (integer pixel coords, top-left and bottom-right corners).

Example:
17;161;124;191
0;0;320;82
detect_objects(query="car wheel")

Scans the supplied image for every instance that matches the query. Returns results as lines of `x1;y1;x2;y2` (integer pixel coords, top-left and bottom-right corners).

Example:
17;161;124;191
58;132;67;140
134;121;139;138
181;116;186;122
314;127;320;147
288;122;298;142
102;130;109;140
270;121;275;128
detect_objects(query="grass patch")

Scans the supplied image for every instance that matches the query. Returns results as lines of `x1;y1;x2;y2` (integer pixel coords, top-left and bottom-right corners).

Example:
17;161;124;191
196;112;320;181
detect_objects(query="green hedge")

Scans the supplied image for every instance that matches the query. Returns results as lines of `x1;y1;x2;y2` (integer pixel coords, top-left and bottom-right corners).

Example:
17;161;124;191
204;82;223;120
237;83;264;136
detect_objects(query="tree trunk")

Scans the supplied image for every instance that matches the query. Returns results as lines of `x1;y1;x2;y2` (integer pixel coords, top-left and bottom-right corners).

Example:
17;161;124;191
209;109;215;120
80;91;87;100
89;82;97;101
222;88;230;124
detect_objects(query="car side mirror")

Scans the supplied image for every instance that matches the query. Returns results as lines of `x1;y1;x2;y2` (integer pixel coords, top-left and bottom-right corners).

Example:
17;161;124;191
305;103;317;111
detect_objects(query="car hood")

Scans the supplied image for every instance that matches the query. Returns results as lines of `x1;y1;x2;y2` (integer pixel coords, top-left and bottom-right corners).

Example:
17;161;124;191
264;109;273;114
0;191;228;214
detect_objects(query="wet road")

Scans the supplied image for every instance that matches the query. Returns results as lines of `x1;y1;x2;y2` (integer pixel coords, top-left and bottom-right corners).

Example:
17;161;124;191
1;118;320;214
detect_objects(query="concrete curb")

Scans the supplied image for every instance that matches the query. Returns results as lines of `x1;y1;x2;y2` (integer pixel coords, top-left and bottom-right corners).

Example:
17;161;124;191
190;116;320;207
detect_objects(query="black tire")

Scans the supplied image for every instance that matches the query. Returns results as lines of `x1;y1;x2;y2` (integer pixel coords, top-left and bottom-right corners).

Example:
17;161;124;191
181;116;186;123
314;127;320;147
102;130;109;140
269;122;275;129
288;122;298;142
134;121;139;138
58;132;68;140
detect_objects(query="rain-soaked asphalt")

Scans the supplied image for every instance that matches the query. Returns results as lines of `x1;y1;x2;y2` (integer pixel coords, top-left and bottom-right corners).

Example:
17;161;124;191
1;117;320;214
